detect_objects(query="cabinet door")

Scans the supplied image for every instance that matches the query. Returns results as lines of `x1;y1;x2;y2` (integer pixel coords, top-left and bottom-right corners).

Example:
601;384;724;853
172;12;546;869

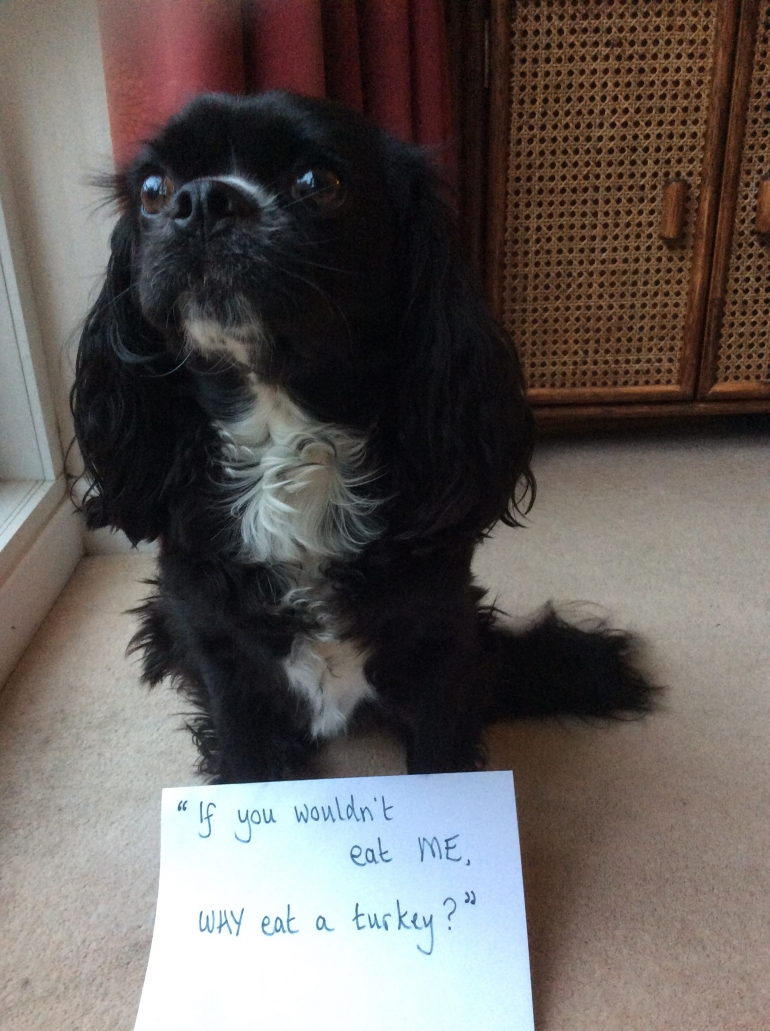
489;0;740;407
699;0;770;400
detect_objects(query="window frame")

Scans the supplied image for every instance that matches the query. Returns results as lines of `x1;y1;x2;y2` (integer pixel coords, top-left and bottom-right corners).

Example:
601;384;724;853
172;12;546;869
0;143;67;579
0;135;83;689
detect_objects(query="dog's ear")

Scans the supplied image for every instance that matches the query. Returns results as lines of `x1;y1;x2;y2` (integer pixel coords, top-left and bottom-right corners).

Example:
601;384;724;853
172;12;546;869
71;215;193;545
383;145;535;542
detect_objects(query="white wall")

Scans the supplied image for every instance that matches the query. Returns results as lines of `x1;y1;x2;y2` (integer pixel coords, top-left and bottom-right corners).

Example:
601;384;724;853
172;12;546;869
0;0;151;556
0;0;115;459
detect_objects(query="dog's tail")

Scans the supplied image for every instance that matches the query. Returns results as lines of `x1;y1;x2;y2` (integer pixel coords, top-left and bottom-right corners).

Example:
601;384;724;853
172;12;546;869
478;603;659;722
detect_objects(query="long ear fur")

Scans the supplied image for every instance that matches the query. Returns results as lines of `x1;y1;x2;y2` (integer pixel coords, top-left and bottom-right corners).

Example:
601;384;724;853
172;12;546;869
71;216;196;544
383;146;535;543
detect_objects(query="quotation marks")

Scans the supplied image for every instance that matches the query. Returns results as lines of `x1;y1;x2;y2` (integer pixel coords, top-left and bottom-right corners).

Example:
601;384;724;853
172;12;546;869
177;800;188;812
464;891;476;905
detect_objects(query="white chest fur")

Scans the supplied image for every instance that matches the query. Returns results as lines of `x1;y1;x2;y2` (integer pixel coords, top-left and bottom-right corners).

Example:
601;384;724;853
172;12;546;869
283;635;374;739
218;382;380;568
217;381;380;736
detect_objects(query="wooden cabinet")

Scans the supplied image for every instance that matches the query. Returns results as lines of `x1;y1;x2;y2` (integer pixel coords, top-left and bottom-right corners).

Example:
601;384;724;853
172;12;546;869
700;0;770;402
451;0;770;422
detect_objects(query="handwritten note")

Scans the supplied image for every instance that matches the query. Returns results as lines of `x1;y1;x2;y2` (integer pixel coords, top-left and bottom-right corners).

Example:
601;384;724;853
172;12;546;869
134;771;534;1031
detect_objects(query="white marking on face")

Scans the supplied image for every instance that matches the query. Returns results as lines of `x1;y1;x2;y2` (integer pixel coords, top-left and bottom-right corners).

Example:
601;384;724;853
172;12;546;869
212;174;277;210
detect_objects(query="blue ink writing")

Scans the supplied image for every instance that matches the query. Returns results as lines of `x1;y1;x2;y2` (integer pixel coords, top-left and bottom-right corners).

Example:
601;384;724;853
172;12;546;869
261;905;298;936
352;899;435;956
418;833;462;862
293;802;340;824
294;794;375;825
350;836;392;866
375;795;394;821
234;806;277;843
198;908;244;936
198;801;216;839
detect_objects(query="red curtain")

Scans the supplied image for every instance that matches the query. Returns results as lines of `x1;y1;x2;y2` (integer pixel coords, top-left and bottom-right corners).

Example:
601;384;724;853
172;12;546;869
97;0;456;184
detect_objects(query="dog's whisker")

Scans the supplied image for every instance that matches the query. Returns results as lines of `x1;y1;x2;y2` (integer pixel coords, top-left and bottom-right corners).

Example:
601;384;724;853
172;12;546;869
144;348;192;378
263;258;354;345
269;251;355;277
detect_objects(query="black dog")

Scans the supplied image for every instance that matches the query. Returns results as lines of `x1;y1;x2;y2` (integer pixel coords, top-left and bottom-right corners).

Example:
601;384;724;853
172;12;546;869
72;91;654;783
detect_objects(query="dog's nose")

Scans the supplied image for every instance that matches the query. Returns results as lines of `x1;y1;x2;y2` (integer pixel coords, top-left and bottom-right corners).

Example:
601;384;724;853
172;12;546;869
170;179;259;233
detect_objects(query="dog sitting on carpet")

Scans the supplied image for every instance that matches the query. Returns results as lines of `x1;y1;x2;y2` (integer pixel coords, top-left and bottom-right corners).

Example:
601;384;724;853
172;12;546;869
72;91;656;783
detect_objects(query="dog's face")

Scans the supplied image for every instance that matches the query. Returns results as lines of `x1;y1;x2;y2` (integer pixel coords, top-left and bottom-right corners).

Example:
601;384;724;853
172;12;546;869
75;90;534;546
119;92;404;383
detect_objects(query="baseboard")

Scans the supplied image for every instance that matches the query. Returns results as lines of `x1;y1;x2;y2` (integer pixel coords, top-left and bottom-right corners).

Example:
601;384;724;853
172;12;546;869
0;498;84;690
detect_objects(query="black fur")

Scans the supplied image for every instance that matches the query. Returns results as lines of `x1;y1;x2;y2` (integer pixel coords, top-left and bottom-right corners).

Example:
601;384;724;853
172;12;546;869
72;92;657;783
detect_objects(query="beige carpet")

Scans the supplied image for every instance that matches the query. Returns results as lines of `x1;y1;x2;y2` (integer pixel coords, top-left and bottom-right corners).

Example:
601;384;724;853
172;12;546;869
1;426;768;1030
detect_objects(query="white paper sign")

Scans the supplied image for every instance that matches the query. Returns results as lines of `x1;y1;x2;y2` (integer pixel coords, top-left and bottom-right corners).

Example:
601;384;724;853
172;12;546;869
135;771;534;1031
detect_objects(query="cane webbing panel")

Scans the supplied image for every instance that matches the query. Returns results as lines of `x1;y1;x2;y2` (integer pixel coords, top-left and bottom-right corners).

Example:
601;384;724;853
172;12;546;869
716;1;770;385
502;0;718;392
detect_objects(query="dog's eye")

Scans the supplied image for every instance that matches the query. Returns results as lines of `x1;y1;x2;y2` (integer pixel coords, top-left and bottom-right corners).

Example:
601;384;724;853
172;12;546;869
140;175;175;215
290;168;344;210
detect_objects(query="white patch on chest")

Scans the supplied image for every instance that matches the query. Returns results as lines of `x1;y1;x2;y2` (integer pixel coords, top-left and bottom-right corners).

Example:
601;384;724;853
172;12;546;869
283;636;374;739
216;380;381;738
218;382;381;567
